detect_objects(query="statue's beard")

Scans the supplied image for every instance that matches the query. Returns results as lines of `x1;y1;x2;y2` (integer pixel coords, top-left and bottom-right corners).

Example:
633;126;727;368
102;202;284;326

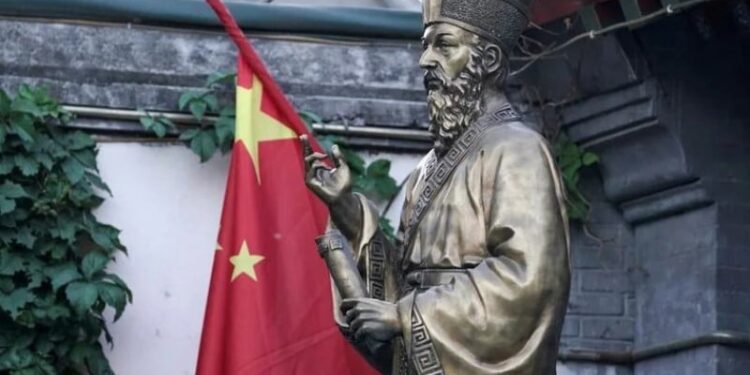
425;59;486;155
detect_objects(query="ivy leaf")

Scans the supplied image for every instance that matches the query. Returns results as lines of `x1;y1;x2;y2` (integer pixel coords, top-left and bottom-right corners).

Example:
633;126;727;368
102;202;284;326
66;131;95;151
45;263;83;291
73;149;97;169
86;172;112;196
14;154;40;176
0;251;26;276
42;304;71;321
189;100;208;122
190;130;217;162
0;89;10;113
214;115;235;145
366;159;391;178
16;226;36;248
178;91;201;111
81;252;109;279
0;157;14;175
35;152;54;170
0;197;16;214
65;282;99;315
89;224;122;251
61;158;85;184
85;344;114;375
152;121;167;138
341;148;365;175
202;94;219;113
178;128;200;141
0;288;35;319
205;71;236;87
374;177;398;200
139;115;155;130
24;267;45;289
10;114;36;142
102;273;132;302
582;152;599;166
298;111;323;132
96;282;127;321
11;97;42;117
51;216;77;243
0;181;29;199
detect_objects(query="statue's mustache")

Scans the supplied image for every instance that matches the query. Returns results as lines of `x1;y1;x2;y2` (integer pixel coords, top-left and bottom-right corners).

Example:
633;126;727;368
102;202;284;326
424;69;448;91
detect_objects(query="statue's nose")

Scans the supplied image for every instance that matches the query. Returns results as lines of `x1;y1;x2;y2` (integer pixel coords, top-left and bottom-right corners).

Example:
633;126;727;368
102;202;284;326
419;49;438;70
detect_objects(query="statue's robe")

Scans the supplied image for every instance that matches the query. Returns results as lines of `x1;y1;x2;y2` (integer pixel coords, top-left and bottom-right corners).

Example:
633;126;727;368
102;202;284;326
334;118;571;375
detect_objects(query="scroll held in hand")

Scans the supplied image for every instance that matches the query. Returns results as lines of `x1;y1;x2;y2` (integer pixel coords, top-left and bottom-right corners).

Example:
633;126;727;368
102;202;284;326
315;230;367;299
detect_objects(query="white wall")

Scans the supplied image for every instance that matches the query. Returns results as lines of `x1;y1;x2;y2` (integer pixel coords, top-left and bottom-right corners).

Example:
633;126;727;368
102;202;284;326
95;142;421;375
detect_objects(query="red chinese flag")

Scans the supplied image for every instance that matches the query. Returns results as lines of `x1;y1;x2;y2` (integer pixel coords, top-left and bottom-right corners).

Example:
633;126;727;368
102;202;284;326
197;1;378;374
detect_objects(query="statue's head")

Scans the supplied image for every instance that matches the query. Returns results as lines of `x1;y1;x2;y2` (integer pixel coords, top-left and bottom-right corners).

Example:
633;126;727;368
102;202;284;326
420;0;532;154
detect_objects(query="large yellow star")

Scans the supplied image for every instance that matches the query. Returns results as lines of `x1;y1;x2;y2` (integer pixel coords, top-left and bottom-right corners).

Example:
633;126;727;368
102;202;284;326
235;75;296;183
229;241;265;282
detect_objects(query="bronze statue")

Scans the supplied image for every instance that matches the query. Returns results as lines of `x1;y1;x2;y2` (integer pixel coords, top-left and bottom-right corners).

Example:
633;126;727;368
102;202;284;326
302;0;571;373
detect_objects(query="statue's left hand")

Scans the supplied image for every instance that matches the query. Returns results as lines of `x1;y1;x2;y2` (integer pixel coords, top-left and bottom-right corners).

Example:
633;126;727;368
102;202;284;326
341;298;402;342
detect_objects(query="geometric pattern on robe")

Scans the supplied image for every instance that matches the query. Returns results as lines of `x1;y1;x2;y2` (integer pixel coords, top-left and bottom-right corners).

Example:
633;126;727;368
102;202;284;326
334;118;571;375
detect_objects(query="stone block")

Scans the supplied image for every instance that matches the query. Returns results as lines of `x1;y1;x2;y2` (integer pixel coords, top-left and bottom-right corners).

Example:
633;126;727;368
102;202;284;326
580;270;632;293
571;245;624;270
561;317;580;338
568;293;624;316
716;291;750;315
718;313;750;332
717;246;750;270
717;267;750;293
581;318;635;340
557;362;632;375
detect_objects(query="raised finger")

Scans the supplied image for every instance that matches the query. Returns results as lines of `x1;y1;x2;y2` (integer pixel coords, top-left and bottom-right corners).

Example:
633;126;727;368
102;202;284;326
304;152;328;165
299;135;313;157
331;145;345;168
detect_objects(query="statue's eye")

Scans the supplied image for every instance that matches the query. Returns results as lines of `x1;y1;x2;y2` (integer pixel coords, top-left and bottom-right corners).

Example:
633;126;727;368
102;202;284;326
436;42;453;54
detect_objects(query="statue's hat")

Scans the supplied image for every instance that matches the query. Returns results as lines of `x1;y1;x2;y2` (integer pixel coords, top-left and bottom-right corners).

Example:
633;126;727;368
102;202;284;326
422;0;533;52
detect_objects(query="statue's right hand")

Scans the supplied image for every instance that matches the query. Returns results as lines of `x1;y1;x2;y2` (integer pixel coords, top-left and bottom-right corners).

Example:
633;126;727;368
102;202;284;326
300;135;352;204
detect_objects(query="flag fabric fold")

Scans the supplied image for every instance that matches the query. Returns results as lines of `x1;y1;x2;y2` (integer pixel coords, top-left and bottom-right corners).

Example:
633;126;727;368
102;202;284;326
197;1;377;374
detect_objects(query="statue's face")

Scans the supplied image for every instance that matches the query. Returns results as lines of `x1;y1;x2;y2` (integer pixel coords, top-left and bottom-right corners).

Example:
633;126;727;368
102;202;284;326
419;23;475;81
420;23;488;155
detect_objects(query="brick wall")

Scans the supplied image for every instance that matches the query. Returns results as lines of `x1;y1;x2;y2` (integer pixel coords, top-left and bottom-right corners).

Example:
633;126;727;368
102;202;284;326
561;169;636;353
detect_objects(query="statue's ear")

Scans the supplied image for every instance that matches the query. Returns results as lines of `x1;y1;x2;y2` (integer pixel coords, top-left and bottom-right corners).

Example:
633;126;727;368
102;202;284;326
483;44;503;75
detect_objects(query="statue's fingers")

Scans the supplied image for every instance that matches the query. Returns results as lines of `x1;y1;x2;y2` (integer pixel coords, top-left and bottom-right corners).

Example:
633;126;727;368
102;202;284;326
304;152;328;165
352;322;375;342
332;144;345;168
341;298;360;312
299;135;313;157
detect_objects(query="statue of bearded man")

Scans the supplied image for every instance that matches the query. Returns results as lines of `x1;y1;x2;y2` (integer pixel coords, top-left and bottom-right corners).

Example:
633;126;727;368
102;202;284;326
303;0;571;374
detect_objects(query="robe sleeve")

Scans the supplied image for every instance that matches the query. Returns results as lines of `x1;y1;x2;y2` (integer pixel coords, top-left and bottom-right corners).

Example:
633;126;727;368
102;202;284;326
329;172;418;373
396;132;571;374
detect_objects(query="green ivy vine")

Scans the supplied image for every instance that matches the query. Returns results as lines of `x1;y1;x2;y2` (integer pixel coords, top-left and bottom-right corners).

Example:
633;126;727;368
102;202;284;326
0;85;131;374
554;134;599;221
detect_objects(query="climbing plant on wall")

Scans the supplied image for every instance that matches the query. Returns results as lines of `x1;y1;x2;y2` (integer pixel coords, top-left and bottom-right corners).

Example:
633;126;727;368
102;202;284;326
0;85;131;374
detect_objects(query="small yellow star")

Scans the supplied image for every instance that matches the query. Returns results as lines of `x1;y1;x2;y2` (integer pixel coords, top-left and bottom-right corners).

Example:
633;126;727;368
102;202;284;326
229;241;265;282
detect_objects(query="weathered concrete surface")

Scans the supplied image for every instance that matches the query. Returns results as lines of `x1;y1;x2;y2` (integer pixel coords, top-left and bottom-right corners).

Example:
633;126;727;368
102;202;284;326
0;18;427;128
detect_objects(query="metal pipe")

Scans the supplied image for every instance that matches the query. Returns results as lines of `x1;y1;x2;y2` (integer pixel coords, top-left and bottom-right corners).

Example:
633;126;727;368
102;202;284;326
558;330;750;365
62;104;432;142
